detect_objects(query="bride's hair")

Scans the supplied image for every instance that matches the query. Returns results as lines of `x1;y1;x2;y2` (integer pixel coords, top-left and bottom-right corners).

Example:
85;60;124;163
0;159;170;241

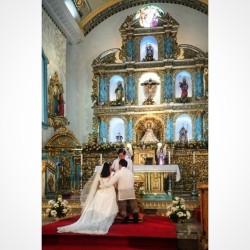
100;162;112;178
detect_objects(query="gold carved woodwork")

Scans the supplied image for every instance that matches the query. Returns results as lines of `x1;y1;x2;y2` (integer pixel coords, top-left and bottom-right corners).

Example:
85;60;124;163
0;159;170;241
45;127;81;150
197;182;208;250
134;148;156;165
134;172;168;195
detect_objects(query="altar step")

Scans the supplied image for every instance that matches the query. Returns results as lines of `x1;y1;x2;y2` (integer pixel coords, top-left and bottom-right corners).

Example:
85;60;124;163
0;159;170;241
42;194;199;224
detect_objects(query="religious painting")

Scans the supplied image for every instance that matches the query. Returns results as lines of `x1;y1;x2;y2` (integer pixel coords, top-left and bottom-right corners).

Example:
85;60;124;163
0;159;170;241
109;117;125;143
46;168;55;194
175;114;192;142
138;72;161;105
175;71;192;98
135;5;164;28
140;36;158;61
109;75;125;102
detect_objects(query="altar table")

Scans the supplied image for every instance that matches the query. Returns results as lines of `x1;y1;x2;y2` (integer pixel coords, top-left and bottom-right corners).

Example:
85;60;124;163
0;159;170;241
95;164;181;195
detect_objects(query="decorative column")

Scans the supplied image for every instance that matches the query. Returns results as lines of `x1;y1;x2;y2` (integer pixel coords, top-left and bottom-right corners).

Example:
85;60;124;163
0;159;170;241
164;71;173;101
99;75;107;104
126;117;133;142
194;112;203;141
126;35;135;61
194;68;204;98
164;33;173;58
126;73;135;104
99;120;107;143
166;116;174;141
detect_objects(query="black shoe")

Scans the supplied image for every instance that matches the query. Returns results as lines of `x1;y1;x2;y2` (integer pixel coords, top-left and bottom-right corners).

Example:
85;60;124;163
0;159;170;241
133;213;139;224
121;216;129;224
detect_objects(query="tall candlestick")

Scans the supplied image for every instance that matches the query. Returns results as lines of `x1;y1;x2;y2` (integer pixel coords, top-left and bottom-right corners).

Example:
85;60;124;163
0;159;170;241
80;153;83;165
100;154;102;165
193;151;195;164
168;151;171;164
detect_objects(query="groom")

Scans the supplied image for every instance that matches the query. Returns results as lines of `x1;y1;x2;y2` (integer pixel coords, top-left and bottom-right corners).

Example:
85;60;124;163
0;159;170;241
100;159;139;223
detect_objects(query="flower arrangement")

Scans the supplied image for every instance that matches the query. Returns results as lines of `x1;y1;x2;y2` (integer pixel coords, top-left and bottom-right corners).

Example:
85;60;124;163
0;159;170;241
166;196;191;223
46;195;71;219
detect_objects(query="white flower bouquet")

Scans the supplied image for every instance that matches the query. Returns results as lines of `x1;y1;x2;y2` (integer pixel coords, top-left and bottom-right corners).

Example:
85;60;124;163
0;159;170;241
46;195;71;219
166;196;191;223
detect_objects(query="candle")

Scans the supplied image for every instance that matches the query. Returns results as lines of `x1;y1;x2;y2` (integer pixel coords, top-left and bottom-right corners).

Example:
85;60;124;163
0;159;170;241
80;153;83;165
193;151;195;164
100;154;102;165
168;151;171;164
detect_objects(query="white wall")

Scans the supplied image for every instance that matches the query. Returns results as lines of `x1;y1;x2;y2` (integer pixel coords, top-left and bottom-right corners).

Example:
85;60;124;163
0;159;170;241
42;9;67;147
66;4;208;143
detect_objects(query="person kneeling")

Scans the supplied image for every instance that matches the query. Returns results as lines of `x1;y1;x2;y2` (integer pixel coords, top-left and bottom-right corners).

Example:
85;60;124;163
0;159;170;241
100;159;139;224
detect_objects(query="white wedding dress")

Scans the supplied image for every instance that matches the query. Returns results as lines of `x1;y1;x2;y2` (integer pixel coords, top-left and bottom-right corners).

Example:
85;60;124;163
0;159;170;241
57;174;118;235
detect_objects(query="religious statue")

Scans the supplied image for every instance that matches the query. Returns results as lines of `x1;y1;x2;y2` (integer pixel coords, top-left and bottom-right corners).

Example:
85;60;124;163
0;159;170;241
115;81;124;102
141;78;159;105
179;125;188;142
47;173;55;192
179;76;188;98
116;132;123;143
157;144;167;165
143;43;154;61
48;72;65;117
140;121;159;143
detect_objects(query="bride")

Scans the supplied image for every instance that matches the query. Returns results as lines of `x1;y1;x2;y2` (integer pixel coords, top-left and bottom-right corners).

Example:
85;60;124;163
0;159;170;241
57;162;118;235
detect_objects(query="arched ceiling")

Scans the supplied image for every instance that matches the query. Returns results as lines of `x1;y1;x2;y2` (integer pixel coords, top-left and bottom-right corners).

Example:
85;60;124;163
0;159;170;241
42;0;208;44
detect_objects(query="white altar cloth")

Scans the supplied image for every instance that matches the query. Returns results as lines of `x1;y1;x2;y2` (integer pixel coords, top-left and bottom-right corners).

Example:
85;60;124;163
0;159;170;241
94;164;181;182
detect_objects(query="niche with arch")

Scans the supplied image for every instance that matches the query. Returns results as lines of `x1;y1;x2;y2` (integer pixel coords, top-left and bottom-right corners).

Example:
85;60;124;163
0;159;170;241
175;71;192;98
138;72;161;105
140;36;158;61
109;75;125;103
109;117;125;143
175;114;192;142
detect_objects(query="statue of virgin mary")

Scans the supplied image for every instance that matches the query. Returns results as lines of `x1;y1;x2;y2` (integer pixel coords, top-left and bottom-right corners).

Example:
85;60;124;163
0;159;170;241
140;121;159;143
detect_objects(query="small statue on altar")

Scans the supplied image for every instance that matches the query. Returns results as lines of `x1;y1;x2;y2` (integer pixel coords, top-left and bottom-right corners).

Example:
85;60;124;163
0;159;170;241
140;122;159;143
179;125;188;142
143;43;154;61
115;81;124;102
116;132;123;142
157;144;167;165
179;76;189;98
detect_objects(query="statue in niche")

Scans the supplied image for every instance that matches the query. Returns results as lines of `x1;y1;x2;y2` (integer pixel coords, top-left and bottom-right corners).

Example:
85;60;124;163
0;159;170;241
47;173;55;192
143;43;154;61
140;121;159;143
115;81;124;102
179;125;188;142
141;78;159;105
48;72;65;117
116;132;123;143
179;76;189;98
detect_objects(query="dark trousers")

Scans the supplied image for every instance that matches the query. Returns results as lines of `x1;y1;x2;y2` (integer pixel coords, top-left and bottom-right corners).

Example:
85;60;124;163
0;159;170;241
118;199;139;217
